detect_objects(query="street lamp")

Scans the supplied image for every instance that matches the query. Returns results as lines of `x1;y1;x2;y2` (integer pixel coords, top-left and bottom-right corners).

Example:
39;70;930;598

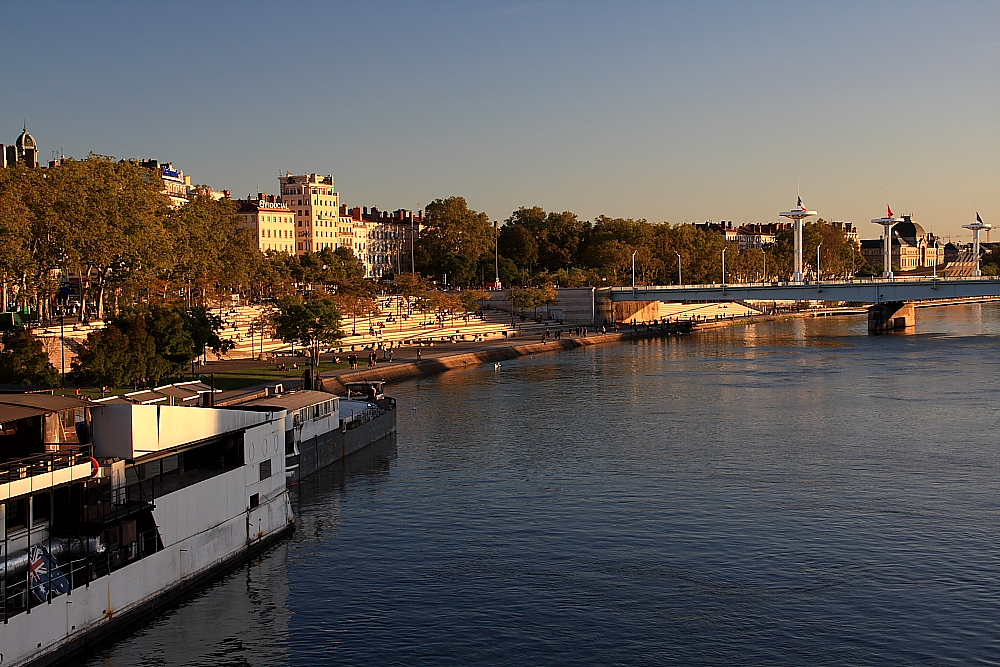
674;251;682;285
59;315;65;386
631;250;638;289
721;247;727;286
493;220;500;289
411;205;419;274
816;242;823;281
933;239;939;280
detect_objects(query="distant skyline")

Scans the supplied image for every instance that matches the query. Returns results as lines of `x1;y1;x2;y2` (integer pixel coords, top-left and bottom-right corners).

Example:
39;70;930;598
2;0;997;240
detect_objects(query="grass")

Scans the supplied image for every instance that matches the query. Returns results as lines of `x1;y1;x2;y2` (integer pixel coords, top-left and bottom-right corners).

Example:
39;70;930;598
55;359;351;399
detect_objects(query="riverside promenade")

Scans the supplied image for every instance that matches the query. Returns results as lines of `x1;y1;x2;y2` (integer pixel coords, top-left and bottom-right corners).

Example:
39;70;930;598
206;294;1000;401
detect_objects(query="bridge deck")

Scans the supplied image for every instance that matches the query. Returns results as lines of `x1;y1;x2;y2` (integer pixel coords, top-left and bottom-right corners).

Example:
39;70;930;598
611;277;1000;303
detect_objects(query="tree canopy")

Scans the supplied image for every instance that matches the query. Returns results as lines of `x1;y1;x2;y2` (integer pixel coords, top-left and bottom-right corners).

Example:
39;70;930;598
272;295;344;350
73;305;231;387
0;330;60;387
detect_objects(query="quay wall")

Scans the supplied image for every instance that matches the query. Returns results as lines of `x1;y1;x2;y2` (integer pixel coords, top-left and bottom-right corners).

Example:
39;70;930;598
321;298;1000;394
320;326;687;394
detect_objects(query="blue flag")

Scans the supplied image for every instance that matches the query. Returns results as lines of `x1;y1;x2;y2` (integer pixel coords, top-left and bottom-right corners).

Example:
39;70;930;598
29;544;71;603
977;212;984;224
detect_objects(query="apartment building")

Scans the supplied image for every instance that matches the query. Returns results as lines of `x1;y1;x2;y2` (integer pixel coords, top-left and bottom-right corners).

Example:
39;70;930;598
236;194;296;255
278;173;348;255
346;206;424;278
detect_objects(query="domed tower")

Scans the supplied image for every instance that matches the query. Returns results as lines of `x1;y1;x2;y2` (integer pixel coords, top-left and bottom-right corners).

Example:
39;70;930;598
15;124;38;167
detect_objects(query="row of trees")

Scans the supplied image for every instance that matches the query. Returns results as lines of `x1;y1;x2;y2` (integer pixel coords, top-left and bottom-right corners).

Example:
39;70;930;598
415;199;865;288
0;157;371;323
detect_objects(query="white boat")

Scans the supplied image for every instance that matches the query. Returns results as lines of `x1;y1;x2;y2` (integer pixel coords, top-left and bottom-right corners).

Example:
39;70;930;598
233;382;397;484
0;394;293;667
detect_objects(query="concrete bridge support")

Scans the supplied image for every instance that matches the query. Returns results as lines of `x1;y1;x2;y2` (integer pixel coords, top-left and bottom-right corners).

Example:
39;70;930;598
868;301;915;334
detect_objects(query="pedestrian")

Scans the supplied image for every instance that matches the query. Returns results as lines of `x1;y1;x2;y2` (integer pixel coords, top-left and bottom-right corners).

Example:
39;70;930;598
389;349;394;362
416;348;422;361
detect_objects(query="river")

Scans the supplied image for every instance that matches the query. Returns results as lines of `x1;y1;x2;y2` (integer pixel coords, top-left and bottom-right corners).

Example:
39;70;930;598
80;303;1000;666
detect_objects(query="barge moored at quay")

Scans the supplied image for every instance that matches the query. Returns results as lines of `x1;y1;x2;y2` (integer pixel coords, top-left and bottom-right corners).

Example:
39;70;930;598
0;380;396;666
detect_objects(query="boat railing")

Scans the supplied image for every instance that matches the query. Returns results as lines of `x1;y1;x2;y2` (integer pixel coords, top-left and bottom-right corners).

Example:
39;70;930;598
0;448;93;486
1;525;163;622
343;397;395;430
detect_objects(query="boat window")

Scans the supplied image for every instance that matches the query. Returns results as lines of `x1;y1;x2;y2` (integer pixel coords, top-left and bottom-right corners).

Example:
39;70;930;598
249;493;260;510
5;498;26;533
162;455;179;475
259;459;272;481
32;493;50;525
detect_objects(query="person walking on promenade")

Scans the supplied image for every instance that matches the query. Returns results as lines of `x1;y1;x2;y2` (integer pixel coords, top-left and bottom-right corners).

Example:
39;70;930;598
416;348;422;361
388;348;394;363
370;350;378;368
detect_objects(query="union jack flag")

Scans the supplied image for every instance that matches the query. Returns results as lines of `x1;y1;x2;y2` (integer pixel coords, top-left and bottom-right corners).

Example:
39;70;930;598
29;544;70;603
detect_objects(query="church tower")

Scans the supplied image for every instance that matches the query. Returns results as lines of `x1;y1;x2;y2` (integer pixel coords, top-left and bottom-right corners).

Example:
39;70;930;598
15;124;38;167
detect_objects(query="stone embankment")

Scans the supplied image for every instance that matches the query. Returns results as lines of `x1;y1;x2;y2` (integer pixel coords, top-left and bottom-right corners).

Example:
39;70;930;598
321;324;693;393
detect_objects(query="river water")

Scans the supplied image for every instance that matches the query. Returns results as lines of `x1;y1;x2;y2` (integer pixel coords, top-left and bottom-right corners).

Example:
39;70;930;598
82;304;1000;666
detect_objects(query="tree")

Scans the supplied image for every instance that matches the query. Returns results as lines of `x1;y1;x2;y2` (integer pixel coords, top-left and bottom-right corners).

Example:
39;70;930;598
498;223;538;272
272;295;343;362
506;207;588;271
0;166;35;313
0;330;60;387
165;194;251;305
420;197;494;273
437;253;477;287
459;290;490;313
980;247;999;276
41;157;169;320
73;305;231;387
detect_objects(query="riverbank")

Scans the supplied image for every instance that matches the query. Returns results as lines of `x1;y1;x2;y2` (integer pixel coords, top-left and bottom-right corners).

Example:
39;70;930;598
227;297;1000;398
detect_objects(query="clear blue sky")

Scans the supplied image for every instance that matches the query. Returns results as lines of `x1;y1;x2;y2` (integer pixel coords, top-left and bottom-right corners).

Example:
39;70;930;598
3;0;997;240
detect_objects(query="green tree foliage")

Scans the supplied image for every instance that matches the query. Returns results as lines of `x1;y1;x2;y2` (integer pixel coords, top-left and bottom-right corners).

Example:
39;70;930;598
437;253;477;287
505;207;587;272
498;223;538;271
0;330;60;387
980;247;1000;276
419;197;493;281
272;295;344;350
770;220;858;279
74;305;231;387
290;246;368;294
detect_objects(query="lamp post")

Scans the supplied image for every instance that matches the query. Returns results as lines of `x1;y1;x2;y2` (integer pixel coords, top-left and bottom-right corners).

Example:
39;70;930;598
816;242;823;281
631;251;637;289
493;220;500;289
411;205;419;274
59;315;65;386
933;239;939;280
674;251;682;285
721;247;727;286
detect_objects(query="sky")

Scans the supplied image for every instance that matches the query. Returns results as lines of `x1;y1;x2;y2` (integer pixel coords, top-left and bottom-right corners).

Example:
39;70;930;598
2;0;998;240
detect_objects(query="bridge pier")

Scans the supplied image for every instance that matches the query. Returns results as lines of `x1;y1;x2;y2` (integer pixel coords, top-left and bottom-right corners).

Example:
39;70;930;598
868;301;915;334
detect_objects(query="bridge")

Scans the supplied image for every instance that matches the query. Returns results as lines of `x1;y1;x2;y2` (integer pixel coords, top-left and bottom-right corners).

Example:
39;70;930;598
609;276;1000;333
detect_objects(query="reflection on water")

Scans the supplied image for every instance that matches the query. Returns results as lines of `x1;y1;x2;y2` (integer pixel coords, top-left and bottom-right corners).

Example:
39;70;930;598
78;436;397;667
85;304;1000;666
